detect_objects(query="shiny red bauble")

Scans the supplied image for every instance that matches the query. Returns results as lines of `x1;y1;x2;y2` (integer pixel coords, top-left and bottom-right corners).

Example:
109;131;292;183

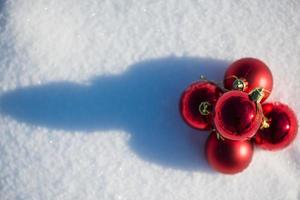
214;90;263;140
205;132;254;174
223;58;273;102
180;81;223;130
254;102;298;151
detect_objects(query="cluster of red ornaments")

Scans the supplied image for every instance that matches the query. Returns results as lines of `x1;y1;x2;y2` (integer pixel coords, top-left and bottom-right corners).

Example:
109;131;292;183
180;58;298;174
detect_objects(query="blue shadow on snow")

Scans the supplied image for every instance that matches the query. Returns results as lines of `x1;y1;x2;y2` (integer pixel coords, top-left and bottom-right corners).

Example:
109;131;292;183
0;56;229;172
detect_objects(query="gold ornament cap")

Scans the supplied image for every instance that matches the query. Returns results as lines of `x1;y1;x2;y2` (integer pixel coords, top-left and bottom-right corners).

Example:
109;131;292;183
260;117;271;129
232;78;247;91
249;87;265;103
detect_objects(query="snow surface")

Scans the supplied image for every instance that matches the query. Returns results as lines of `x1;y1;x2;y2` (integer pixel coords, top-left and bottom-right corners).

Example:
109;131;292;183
0;0;300;199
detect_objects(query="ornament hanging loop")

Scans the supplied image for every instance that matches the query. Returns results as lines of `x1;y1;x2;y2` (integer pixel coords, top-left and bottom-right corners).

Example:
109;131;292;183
199;101;212;115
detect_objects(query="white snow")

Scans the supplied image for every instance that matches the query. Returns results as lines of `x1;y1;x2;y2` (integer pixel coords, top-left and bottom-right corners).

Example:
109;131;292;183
0;0;300;199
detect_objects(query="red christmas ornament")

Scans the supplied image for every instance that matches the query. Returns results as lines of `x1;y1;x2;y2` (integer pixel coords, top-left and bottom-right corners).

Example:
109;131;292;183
205;132;254;174
254;102;298;151
180;81;223;130
223;58;273;102
214;90;263;140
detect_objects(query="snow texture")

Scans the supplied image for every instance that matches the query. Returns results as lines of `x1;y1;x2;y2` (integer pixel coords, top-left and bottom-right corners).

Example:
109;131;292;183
0;0;300;199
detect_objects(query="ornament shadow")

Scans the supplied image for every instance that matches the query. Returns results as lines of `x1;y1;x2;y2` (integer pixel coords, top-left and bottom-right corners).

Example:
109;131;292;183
0;0;7;33
0;56;229;172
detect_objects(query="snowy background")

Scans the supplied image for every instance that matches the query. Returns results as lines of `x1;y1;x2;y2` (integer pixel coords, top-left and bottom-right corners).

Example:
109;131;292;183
0;0;300;199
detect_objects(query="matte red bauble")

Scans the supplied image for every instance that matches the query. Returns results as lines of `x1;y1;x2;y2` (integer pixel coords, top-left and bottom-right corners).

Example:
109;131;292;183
254;102;298;151
214;90;263;140
180;81;223;130
223;58;273;102
205;132;254;174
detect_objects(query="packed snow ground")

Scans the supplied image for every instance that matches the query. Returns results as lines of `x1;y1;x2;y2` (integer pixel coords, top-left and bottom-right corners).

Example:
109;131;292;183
0;0;300;199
